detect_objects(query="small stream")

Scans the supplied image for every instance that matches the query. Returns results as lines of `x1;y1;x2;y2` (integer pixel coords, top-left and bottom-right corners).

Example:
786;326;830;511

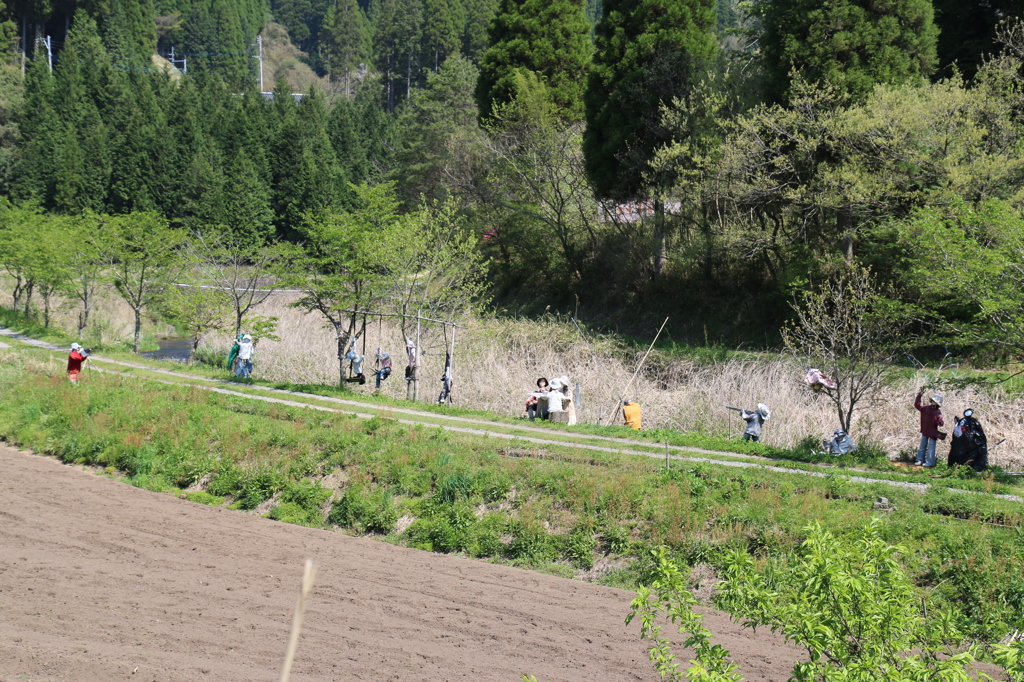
141;337;193;362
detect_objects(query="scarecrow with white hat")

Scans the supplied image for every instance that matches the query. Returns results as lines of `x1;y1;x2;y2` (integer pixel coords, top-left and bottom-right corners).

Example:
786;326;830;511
67;342;89;383
739;403;770;442
236;334;254;378
913;391;946;467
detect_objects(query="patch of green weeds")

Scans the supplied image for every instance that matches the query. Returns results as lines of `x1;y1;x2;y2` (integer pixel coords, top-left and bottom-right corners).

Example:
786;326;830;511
329;485;399;534
185;491;224;506
268;502;320;526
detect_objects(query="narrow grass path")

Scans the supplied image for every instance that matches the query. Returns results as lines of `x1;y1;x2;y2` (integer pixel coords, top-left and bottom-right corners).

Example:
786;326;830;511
3;327;1020;501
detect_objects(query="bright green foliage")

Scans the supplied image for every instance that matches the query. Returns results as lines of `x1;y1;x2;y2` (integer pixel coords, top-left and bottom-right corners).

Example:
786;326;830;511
161;283;232;360
632;523;990;681
627;546;743;682
292;182;418;384
753;0;939;103
61;212;114;337
106;211;186;353
475;0;592;122
583;0;716;199
891;199;1024;357
995;641;1024;682
717;521;985;681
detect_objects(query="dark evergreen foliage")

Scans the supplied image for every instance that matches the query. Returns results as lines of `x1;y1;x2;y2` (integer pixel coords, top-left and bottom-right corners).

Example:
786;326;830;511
754;0;939;102
932;0;1024;81
583;0;716;199
475;0;591;121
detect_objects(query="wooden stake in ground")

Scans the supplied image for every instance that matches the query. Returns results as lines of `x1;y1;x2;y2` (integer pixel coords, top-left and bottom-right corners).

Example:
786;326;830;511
279;559;318;682
604;317;669;425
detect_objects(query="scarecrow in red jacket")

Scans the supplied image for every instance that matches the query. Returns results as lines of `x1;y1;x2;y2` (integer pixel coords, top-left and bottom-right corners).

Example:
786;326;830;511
67;343;89;383
913;392;945;467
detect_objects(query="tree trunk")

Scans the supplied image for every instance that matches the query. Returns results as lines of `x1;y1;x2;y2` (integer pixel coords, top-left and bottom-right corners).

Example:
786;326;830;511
43;291;51;328
334;321;352;388
23;279;34;317
78;289;91;338
134;308;142;353
652;199;667;277
837;207;854;261
11;274;23;312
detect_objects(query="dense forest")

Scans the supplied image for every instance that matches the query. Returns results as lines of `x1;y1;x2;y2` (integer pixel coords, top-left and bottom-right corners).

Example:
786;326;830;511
1;0;1024;353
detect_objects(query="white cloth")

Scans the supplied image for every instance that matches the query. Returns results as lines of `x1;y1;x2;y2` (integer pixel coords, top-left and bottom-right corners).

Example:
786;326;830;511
238;341;254;360
545;392;567;412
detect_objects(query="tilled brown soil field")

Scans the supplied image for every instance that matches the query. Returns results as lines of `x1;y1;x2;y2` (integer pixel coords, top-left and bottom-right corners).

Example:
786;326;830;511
0;444;804;682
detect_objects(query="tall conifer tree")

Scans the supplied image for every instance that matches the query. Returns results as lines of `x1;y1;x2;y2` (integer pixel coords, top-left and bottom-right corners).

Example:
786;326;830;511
422;0;460;72
475;0;591;121
583;0;716;199
321;0;369;94
15;54;61;204
754;0;939;102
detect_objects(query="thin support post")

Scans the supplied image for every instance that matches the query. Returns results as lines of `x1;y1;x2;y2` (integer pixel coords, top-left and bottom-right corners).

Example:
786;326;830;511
448;324;456;404
413;316;421;402
604;317;669;425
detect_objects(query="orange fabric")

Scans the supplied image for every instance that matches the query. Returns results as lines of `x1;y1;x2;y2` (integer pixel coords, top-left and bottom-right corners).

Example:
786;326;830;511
623;402;642;430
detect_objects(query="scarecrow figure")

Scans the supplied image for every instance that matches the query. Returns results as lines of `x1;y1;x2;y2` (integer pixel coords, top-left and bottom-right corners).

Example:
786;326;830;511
804;368;837;393
949;408;987;472
739;403;770;442
824;428;857;456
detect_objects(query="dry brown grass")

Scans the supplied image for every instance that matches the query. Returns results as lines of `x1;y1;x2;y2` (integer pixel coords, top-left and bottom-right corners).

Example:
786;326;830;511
0;281;175;344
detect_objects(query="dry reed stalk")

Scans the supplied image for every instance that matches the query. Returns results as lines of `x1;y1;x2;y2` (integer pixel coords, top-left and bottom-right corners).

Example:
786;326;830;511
279;559;318;682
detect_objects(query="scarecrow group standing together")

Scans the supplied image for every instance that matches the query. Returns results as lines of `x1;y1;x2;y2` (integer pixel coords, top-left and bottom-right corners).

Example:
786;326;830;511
913;391;988;470
525;376;577;425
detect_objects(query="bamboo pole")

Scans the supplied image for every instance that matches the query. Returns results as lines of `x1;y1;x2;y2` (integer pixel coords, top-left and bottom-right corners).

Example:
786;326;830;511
279;559;318;682
603;317;669;425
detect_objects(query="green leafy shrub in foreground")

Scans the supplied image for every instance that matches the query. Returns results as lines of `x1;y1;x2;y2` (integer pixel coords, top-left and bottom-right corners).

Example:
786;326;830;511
630;522;990;682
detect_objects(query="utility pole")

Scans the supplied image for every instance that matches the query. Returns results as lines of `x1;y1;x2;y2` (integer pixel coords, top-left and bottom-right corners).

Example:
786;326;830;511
169;46;187;74
45;35;52;73
256;35;264;93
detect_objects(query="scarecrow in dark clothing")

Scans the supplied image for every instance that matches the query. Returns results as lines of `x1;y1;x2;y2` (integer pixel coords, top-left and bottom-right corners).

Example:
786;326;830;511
948;409;988;472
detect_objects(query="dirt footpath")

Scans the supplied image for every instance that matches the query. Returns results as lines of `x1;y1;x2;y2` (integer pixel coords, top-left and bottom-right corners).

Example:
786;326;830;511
0;444;803;682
